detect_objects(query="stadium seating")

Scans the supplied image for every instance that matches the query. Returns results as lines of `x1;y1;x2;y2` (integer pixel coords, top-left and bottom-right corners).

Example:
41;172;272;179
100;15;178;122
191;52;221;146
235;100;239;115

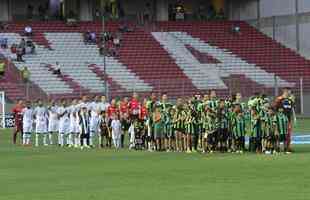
0;20;309;101
156;21;310;92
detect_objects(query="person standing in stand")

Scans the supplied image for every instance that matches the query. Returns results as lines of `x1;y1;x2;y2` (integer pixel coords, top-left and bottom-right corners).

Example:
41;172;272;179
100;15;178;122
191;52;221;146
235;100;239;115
11;99;25;145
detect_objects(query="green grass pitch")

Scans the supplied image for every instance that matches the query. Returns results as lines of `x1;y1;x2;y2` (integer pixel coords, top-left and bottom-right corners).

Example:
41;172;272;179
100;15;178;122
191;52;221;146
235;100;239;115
293;117;310;134
0;128;310;200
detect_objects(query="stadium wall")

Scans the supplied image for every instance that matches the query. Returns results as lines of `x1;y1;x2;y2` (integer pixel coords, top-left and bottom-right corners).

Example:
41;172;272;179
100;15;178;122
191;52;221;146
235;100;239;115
229;0;310;20
0;0;221;22
228;0;258;20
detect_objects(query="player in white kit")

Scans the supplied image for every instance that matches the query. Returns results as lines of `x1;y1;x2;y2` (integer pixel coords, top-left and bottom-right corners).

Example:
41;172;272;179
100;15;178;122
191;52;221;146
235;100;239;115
48;100;59;145
33;100;48;146
97;96;110;112
68;99;80;148
22;101;34;146
89;96;101;148
58;99;70;147
111;114;122;149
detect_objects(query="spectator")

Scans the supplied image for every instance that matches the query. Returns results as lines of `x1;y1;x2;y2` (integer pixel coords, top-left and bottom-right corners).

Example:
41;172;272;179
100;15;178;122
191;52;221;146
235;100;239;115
231;24;241;35
99;44;106;56
174;1;185;21
19;38;26;55
24;26;33;36
20;38;26;49
110;0;118;19
0;59;5;79
0;22;4;31
216;8;225;20
144;3;152;23
38;5;45;21
197;5;207;20
84;31;91;44
90;32;96;43
27;4;34;20
207;5;216;20
25;45;32;54
11;44;17;54
168;4;174;21
0;38;8;49
67;10;77;26
53;62;61;75
113;37;120;48
118;1;125;19
94;9;101;21
104;3;112;18
16;45;24;62
0;22;9;31
26;40;36;54
118;22;129;33
111;46;119;57
113;32;122;48
102;31;112;42
21;66;30;82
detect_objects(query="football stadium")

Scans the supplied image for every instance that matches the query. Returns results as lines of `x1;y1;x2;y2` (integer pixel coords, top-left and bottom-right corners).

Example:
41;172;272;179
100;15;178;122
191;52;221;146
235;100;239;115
1;0;310;199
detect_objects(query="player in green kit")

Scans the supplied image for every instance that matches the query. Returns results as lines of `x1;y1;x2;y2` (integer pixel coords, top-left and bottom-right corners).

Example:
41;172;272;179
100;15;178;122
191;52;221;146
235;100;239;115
208;90;219;111
173;98;186;152
226;100;236;152
190;94;203;152
153;106;164;151
197;94;209;151
260;103;269;153
165;107;175;152
231;104;246;153
146;95;156;151
184;100;195;153
274;107;289;153
186;96;199;152
250;108;263;153
262;107;276;154
202;106;217;153
217;99;229;152
158;94;173;150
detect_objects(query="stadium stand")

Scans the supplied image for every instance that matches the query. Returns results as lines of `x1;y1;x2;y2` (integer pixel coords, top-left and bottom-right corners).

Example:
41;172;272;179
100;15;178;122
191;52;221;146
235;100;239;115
0;21;309;101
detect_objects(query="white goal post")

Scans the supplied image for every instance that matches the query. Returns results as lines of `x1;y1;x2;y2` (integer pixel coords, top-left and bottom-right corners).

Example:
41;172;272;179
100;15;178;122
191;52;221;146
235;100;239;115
0;91;5;129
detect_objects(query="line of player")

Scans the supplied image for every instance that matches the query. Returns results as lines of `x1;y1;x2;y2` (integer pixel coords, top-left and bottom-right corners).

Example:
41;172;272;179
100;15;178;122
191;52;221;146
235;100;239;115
11;88;296;154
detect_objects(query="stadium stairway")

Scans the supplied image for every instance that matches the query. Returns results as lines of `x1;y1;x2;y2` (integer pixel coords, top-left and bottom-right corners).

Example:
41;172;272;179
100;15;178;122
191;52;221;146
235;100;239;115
88;64;125;98
0;32;74;98
159;31;291;87
45;64;90;98
116;29;199;97
152;31;227;90
1;21;154;100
